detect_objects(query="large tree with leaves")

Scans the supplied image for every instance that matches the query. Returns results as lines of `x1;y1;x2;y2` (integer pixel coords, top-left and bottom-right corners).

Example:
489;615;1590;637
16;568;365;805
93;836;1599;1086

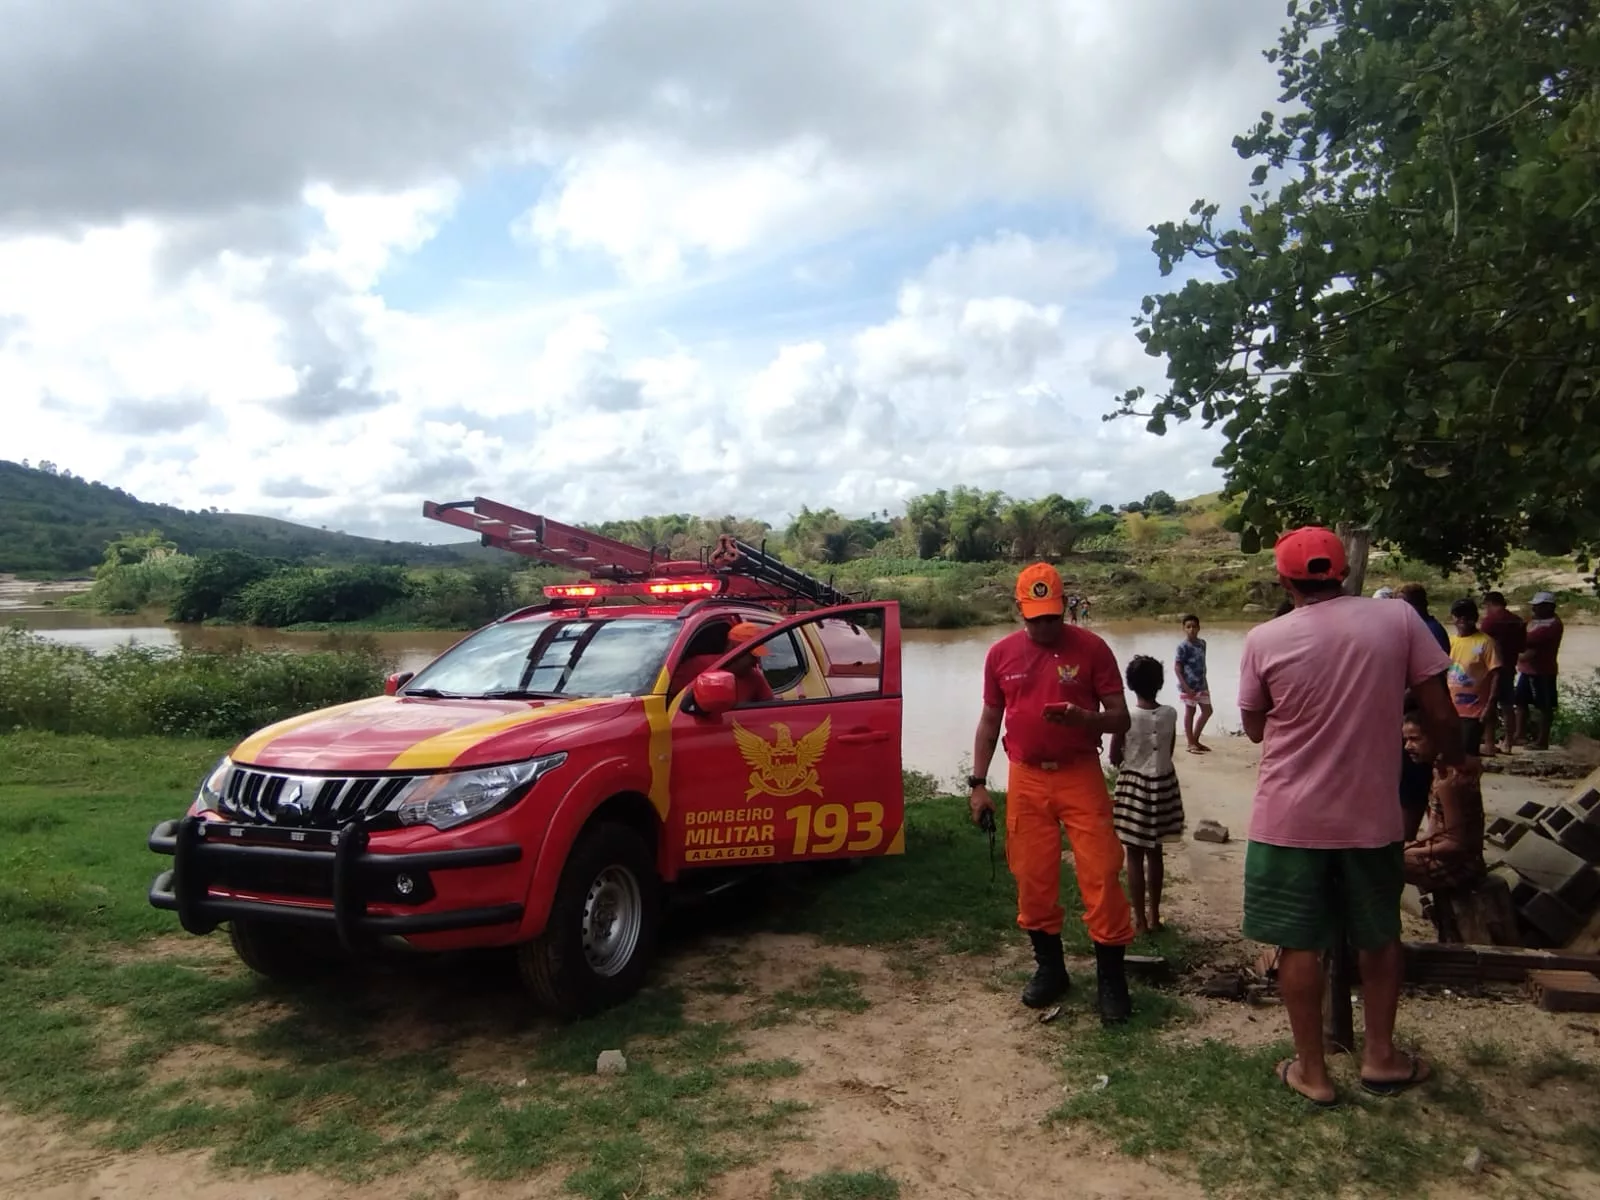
1113;0;1599;577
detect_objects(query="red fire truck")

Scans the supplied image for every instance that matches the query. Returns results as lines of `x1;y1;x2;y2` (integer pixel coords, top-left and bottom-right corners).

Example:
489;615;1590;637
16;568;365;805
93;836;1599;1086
148;498;904;1015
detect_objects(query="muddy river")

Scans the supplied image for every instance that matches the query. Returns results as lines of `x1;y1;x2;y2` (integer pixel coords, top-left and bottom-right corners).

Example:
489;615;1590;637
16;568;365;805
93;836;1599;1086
13;608;1600;789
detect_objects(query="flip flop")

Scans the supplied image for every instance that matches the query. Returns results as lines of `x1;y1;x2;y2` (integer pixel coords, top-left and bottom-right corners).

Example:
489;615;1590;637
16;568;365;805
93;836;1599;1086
1360;1053;1431;1097
1277;1058;1338;1108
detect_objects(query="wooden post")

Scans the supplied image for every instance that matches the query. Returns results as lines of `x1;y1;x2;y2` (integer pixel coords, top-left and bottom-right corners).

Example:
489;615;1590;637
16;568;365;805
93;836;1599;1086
1336;522;1372;597
1323;937;1356;1054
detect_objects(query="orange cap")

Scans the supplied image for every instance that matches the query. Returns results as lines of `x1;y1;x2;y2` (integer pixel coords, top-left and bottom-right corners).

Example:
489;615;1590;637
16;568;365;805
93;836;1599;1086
1015;562;1065;619
727;621;770;656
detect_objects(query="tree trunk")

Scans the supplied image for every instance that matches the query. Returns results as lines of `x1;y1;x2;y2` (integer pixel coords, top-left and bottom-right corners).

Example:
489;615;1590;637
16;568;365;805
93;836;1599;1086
1336;523;1371;596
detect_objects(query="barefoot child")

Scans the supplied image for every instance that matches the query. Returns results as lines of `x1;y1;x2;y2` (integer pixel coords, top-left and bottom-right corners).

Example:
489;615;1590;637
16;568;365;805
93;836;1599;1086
1175;614;1214;752
1109;655;1185;934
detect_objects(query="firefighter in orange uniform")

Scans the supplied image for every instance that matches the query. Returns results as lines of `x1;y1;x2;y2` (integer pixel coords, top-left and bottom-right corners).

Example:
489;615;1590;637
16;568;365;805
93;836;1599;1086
726;621;775;704
969;563;1135;1023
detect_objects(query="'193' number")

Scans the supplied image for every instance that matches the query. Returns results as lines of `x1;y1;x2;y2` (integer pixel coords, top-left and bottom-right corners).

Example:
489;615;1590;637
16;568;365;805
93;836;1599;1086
787;802;885;855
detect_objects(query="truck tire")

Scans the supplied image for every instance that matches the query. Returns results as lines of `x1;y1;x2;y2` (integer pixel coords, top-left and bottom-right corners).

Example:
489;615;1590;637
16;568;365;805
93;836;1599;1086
229;919;339;982
518;821;661;1019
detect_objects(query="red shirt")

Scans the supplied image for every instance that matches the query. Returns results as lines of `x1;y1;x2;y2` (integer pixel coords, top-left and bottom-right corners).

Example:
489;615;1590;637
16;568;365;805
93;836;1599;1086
1526;616;1564;676
1480;609;1527;669
735;669;774;704
982;627;1121;763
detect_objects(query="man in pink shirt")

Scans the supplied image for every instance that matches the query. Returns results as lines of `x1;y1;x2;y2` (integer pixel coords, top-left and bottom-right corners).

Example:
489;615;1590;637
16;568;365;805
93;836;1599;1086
1239;527;1459;1107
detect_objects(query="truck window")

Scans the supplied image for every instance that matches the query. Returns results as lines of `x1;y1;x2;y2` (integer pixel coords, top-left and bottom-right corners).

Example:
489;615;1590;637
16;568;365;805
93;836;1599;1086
760;630;807;694
404;617;679;699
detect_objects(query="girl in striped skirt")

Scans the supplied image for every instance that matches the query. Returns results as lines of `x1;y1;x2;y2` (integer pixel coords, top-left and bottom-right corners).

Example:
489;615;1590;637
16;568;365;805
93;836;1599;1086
1109;654;1185;934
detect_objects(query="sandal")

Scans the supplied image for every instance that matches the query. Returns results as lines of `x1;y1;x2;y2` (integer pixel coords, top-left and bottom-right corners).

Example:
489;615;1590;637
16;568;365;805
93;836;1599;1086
1277;1058;1338;1108
1360;1053;1431;1097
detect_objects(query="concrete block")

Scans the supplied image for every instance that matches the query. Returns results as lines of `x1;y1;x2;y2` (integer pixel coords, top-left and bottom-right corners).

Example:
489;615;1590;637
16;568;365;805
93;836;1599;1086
1520;891;1584;946
1516;800;1555;825
1486;816;1532;851
1504;835;1592;895
1544;804;1600;864
1574;787;1600;816
1490;864;1538;909
1557;865;1600;915
1192;820;1230;844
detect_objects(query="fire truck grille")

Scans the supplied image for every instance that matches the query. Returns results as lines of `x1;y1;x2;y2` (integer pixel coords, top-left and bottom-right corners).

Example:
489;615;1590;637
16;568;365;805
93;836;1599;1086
220;769;414;828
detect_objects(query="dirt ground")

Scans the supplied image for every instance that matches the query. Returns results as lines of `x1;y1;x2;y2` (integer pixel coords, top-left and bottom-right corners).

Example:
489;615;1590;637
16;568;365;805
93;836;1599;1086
5;736;1600;1200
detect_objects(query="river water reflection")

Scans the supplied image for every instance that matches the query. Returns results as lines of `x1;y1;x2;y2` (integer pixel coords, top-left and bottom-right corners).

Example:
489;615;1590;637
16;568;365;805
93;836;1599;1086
17;610;1600;790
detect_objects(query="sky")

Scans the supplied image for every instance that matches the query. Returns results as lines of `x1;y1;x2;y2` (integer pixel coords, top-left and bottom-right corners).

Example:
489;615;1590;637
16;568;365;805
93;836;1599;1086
0;0;1291;543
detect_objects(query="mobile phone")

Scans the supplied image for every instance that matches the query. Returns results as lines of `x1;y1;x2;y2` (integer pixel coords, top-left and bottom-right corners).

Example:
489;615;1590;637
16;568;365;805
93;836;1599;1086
1043;701;1076;716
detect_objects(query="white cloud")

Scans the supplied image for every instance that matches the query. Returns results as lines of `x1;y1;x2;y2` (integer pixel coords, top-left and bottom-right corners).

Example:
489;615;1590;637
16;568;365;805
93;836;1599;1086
0;1;1285;539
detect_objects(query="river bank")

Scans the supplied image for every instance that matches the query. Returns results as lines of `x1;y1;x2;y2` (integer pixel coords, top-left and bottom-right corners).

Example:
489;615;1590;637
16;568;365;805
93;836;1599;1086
14;609;1600;789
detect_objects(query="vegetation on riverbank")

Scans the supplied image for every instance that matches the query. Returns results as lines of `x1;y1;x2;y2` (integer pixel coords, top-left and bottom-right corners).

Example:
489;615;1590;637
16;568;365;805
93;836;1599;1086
0;627;388;738
2;731;1597;1197
62;493;1600;635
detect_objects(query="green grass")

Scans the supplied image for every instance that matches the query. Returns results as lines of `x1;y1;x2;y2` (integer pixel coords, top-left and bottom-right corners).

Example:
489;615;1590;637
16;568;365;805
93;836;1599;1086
0;733;817;1196
0;733;1038;1196
1044;986;1600;1198
11;730;1590;1198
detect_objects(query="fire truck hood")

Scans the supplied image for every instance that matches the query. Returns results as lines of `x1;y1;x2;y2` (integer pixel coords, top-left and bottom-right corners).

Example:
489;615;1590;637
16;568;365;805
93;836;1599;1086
228;693;626;774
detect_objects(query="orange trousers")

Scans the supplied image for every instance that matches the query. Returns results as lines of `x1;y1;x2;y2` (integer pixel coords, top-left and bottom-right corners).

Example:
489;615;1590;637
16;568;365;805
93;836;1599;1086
1005;759;1135;946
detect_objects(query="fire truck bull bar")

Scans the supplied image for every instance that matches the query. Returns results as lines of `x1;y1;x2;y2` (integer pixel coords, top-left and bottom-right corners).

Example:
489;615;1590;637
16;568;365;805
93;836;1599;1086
147;816;525;950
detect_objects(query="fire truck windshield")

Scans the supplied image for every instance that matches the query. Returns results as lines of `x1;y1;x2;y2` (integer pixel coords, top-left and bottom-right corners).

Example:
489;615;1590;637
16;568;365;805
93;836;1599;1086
402;617;680;700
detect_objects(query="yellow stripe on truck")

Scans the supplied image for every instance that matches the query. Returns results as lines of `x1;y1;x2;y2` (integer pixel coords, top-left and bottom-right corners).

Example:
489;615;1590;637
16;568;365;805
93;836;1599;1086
231;697;388;764
387;698;612;770
642;693;672;820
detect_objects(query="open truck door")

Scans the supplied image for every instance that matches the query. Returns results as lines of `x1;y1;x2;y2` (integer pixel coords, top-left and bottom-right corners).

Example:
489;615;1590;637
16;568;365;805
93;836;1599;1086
665;601;904;872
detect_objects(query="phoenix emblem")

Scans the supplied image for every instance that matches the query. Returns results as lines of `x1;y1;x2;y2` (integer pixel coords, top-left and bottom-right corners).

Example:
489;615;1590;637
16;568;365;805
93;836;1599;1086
732;717;831;800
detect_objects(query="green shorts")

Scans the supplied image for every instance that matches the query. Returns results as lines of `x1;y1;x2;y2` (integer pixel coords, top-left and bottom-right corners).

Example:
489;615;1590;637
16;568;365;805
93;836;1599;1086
1242;841;1403;952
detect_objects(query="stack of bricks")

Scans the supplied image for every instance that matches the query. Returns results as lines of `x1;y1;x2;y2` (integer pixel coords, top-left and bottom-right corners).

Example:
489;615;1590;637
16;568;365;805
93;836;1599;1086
1485;786;1600;948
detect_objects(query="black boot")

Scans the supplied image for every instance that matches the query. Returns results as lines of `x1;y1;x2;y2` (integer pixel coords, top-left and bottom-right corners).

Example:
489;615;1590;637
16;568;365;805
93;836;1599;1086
1022;930;1070;1008
1094;941;1132;1025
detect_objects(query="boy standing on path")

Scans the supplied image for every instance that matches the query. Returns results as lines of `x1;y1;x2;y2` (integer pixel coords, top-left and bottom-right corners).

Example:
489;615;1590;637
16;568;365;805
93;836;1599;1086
1238;527;1459;1106
1448;599;1501;758
969;563;1136;1025
1175;614;1213;753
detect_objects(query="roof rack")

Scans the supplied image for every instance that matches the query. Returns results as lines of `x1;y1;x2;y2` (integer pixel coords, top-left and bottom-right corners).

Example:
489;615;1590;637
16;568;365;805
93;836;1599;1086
424;496;856;612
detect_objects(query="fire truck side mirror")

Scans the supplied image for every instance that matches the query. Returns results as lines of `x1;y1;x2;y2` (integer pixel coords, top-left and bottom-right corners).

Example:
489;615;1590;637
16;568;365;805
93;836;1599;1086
385;671;415;696
691;670;737;716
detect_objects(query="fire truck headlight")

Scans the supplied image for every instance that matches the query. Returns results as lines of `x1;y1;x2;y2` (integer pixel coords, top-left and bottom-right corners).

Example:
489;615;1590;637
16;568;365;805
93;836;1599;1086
392;754;567;831
195;757;232;813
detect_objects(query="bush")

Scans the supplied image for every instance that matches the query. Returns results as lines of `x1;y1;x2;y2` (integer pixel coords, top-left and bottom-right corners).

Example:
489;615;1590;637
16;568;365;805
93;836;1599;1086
81;553;194;614
171;550;281;623
232;564;412;626
1553;669;1600;745
0;626;388;738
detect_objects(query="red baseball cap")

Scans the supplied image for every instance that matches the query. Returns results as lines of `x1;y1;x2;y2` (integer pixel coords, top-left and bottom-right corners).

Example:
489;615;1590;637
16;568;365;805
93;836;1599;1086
1273;526;1348;581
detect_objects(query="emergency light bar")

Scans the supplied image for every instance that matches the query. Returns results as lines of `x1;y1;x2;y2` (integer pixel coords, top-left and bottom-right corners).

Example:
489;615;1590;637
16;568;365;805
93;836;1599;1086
544;578;724;601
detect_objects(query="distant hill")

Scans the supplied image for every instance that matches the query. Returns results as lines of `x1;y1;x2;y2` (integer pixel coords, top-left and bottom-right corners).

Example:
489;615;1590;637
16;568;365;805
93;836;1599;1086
0;460;488;574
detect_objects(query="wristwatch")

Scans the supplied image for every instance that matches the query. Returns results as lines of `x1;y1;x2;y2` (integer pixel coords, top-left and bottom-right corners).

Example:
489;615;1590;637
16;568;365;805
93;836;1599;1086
967;774;987;789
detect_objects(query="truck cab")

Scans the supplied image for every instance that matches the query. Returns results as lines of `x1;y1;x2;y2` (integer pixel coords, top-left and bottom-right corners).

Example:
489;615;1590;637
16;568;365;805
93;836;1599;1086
148;498;904;1017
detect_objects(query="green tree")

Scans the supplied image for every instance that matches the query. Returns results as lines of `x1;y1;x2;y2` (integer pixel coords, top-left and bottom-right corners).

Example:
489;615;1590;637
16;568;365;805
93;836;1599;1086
96;530;177;575
1112;0;1600;576
170;550;281;623
1142;490;1177;516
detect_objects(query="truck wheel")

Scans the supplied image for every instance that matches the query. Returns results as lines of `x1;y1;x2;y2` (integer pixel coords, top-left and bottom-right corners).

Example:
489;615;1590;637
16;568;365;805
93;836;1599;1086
229;919;339;982
519;821;661;1018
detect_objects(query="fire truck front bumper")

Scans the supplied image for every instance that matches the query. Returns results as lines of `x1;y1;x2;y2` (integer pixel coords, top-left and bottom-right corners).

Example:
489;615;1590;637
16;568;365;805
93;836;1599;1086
147;816;525;949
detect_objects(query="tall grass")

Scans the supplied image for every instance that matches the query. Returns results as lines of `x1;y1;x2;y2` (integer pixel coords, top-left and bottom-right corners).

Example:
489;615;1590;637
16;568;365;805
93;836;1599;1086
0;626;388;738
